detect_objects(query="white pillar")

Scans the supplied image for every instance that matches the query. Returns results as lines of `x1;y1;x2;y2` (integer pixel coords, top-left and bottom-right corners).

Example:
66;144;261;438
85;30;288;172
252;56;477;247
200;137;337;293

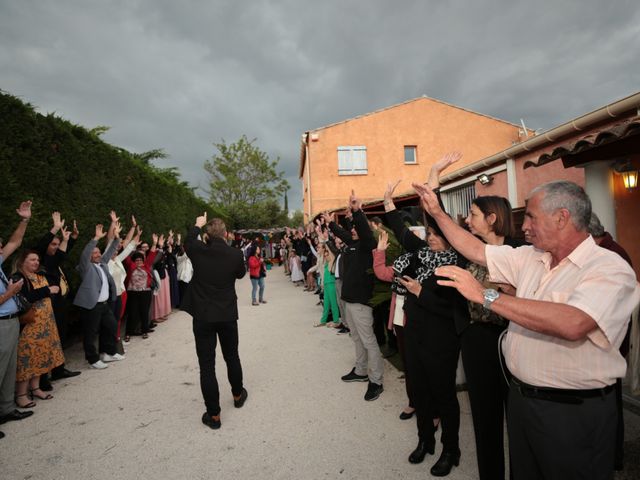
583;162;616;239
506;159;518;208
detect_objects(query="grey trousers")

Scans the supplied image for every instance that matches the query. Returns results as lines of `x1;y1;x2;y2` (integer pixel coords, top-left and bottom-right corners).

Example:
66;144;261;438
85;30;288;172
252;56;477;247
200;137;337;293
0;318;20;416
344;302;383;385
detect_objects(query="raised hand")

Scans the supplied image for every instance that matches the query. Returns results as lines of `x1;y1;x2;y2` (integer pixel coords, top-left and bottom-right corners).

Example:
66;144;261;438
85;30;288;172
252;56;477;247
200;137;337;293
195;212;207;228
177;233;182;245
384;180;401;203
94;224;107;240
134;226;143;243
16;200;32;220
109;210;119;224
131;215;137;227
152;233;158;246
377;229;389;251
51;211;65;232
72;220;79;239
432;151;462;175
61;226;71;241
114;221;123;238
412;183;444;217
349;189;362;211
428;151;462;188
158;234;165;248
322;211;335;224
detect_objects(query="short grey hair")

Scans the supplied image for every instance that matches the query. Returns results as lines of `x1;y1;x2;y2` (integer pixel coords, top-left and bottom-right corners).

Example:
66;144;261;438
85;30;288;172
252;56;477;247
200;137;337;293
529;181;591;231
203;218;227;242
587;212;605;237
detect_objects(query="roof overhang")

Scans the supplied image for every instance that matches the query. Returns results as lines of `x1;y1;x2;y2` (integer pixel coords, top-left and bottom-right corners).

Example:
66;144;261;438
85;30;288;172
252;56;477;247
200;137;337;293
523;120;640;169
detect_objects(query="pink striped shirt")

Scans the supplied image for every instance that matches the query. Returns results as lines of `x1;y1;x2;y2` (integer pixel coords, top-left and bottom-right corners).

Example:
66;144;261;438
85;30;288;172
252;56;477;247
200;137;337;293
486;236;640;389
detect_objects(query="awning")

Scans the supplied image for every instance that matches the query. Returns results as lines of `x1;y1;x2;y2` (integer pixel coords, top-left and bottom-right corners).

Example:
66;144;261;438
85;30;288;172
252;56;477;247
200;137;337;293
523;120;640;169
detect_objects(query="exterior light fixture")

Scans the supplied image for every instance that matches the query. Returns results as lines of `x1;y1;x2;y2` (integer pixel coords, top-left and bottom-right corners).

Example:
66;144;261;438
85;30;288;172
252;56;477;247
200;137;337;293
477;173;492;185
621;169;638;190
613;159;639;191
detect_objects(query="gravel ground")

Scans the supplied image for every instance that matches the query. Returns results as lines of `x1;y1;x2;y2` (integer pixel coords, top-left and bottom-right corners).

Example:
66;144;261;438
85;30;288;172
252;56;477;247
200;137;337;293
1;267;638;479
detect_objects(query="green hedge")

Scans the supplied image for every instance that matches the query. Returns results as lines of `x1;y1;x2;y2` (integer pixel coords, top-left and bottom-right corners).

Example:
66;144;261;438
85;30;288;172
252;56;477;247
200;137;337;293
0;90;221;284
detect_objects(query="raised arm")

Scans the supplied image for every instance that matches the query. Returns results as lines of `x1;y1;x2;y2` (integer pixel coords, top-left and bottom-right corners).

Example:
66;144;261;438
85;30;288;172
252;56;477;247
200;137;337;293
78;224;106;272
2;201;32;259
325;211;353;246
427;151;462;189
372;230;395;282
349;190;375;250
414;183;486;265
120;215;137;250
36;211;64;255
184;212;207;255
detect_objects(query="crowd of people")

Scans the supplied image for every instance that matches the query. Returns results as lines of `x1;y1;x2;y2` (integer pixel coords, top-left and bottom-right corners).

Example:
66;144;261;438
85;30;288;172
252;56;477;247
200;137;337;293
0;205;193;439
236;152;639;479
1;150;639;479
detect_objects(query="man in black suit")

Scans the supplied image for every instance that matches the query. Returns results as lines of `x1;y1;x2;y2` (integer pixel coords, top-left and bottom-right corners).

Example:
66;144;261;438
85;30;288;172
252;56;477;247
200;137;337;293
182;213;248;430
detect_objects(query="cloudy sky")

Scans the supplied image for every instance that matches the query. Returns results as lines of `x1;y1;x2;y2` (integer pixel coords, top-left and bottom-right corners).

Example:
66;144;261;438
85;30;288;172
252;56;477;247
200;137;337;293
1;1;639;210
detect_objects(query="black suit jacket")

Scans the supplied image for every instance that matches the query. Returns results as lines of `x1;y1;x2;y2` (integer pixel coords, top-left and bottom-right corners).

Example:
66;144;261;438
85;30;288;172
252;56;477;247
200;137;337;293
181;227;246;323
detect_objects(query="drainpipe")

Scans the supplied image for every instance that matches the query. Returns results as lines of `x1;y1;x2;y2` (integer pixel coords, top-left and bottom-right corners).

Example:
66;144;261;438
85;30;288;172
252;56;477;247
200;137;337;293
303;133;312;221
440;92;640;184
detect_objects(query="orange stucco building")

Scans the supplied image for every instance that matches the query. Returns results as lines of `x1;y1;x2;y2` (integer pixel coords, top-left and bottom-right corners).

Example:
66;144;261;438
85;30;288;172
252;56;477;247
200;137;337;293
299;96;526;221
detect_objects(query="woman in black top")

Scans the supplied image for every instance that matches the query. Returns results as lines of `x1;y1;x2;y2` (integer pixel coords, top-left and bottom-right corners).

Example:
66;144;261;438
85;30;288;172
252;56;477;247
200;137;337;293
428;156;523;480
383;176;468;477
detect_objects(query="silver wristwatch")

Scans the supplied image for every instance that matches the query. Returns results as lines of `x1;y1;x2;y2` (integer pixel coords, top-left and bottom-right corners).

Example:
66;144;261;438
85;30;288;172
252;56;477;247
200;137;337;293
482;288;500;310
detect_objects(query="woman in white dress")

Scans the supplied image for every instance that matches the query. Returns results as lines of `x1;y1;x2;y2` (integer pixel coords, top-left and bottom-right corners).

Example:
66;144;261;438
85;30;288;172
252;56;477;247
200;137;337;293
289;251;304;285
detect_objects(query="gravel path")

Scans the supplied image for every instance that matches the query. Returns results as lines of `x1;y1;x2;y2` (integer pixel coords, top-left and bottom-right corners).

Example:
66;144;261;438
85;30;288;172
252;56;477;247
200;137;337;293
3;266;638;479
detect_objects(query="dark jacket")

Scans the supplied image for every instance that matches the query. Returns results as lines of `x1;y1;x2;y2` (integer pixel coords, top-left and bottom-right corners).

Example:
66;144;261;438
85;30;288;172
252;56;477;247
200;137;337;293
384;208;468;335
35;231;76;288
329;209;376;305
181;227;246;323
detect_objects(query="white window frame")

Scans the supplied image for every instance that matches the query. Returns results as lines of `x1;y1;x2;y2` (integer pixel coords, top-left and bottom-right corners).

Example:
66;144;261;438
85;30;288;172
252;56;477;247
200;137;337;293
338;146;367;175
404;145;417;164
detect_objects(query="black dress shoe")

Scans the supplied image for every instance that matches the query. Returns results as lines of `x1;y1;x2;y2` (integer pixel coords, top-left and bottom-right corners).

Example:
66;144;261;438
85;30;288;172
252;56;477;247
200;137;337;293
51;368;81;381
399;410;415;420
430;449;460;477
201;412;221;430
0;409;34;425
233;388;248;408
408;440;435;464
39;377;53;392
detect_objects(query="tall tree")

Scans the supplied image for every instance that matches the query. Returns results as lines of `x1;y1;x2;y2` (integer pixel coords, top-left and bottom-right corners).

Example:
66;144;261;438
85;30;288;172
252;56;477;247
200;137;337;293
204;135;289;229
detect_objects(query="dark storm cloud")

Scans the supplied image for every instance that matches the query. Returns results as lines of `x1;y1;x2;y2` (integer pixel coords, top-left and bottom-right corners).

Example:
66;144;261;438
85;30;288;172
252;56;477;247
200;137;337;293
1;0;639;210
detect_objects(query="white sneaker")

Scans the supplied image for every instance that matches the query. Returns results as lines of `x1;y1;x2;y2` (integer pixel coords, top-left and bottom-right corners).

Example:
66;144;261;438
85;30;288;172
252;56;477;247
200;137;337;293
101;353;125;363
90;360;109;369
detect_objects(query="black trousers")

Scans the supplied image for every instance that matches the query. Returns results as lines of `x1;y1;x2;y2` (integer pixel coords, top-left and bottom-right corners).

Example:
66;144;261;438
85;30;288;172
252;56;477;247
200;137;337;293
508;381;616;480
125;290;152;334
193;319;243;416
460;322;509;480
393;325;415;409
405;323;460;452
80;302;117;364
